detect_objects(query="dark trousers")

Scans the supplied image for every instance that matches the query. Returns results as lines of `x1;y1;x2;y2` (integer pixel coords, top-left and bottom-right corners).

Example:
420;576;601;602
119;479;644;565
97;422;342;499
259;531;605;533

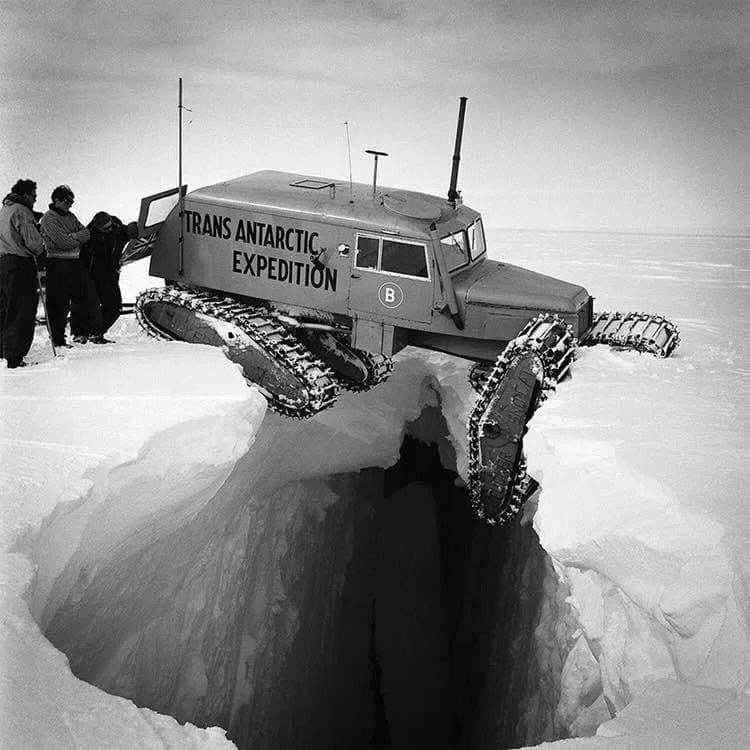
96;274;122;333
0;254;39;366
70;272;122;337
46;258;86;344
70;274;103;338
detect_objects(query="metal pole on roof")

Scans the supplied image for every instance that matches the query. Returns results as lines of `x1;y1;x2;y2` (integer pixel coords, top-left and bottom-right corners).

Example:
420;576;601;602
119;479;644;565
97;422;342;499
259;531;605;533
366;149;388;197
178;77;184;275
448;96;468;207
345;121;354;203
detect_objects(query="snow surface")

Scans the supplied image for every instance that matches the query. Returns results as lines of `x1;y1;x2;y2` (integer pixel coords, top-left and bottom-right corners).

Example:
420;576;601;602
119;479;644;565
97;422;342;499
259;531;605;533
504;231;750;746
1;231;748;747
1;259;261;748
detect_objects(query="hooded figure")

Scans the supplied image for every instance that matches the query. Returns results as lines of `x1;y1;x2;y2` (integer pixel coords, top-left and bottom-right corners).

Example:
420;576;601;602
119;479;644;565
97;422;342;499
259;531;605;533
70;211;137;340
39;185;90;347
0;179;45;368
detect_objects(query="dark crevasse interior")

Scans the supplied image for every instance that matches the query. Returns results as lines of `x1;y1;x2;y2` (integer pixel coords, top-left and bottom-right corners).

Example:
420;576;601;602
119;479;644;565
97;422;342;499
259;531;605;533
44;405;568;750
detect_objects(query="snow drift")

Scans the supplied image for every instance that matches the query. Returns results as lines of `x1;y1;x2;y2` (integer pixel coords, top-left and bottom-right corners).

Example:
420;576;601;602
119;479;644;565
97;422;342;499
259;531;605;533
1;341;258;748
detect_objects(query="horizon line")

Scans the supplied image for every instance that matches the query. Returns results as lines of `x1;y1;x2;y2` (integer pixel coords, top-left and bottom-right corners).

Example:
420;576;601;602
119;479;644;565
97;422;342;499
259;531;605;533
486;226;750;240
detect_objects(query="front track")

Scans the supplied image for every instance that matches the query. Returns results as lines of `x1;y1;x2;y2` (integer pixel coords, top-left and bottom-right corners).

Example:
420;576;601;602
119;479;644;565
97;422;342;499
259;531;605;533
467;309;680;525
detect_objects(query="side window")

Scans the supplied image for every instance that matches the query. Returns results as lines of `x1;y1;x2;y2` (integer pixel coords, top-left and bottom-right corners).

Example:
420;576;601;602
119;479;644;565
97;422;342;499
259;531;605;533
381;240;428;278
355;236;379;269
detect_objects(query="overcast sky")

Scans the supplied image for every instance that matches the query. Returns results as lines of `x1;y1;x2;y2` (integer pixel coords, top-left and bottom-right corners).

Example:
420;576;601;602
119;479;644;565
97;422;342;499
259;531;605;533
1;1;748;233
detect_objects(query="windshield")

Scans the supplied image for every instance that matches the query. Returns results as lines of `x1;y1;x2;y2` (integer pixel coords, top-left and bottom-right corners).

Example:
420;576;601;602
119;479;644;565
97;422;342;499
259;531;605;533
440;230;469;272
440;218;486;272
468;218;486;260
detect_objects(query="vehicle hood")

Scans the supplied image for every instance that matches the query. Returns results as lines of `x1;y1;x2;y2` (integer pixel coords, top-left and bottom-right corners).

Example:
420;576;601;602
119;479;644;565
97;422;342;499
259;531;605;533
453;259;589;313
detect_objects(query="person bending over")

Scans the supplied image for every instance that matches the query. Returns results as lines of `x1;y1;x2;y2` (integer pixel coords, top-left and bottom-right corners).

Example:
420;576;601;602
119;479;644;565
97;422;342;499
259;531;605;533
71;211;138;342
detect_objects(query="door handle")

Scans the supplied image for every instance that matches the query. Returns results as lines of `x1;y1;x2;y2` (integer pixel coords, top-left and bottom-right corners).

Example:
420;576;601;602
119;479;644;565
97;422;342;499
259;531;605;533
351;273;361;279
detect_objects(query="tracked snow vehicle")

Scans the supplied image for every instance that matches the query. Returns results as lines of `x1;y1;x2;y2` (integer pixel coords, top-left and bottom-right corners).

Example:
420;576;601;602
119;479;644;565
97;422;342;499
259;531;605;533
130;98;679;524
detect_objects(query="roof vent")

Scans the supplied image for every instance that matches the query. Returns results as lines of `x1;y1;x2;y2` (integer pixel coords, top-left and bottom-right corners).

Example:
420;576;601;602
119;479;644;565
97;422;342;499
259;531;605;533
290;179;337;198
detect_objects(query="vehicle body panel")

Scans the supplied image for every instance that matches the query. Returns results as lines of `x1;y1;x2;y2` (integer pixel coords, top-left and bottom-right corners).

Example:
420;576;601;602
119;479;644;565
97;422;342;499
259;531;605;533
144;170;593;362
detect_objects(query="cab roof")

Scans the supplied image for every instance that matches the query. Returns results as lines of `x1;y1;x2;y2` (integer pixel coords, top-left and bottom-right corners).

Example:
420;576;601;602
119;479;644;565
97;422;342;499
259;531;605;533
188;170;480;239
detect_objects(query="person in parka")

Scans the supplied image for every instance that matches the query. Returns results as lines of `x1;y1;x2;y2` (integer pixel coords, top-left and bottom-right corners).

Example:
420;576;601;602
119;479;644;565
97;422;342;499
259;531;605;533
71;211;138;341
39;185;90;347
0;179;46;368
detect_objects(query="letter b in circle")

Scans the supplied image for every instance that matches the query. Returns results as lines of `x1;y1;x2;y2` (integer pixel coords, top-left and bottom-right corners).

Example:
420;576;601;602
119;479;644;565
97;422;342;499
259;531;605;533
378;282;404;309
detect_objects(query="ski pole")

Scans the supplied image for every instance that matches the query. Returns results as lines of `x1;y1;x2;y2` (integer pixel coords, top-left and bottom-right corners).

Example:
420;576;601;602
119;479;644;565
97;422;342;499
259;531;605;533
36;263;57;357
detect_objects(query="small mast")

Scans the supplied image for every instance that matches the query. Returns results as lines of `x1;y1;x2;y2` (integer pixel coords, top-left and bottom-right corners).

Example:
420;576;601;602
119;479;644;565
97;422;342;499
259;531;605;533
448;96;468;207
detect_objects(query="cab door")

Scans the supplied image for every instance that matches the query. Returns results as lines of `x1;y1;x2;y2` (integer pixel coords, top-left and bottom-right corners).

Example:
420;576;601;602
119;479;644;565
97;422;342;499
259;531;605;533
347;233;433;324
121;185;185;266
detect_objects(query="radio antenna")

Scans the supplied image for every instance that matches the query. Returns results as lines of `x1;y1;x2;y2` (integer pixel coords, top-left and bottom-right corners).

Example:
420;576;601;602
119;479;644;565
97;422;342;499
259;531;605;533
344;121;354;202
177;78;192;274
178;77;184;274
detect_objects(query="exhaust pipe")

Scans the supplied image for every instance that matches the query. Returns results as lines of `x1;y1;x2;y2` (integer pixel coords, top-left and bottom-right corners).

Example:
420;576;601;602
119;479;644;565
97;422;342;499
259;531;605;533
448;96;468;207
